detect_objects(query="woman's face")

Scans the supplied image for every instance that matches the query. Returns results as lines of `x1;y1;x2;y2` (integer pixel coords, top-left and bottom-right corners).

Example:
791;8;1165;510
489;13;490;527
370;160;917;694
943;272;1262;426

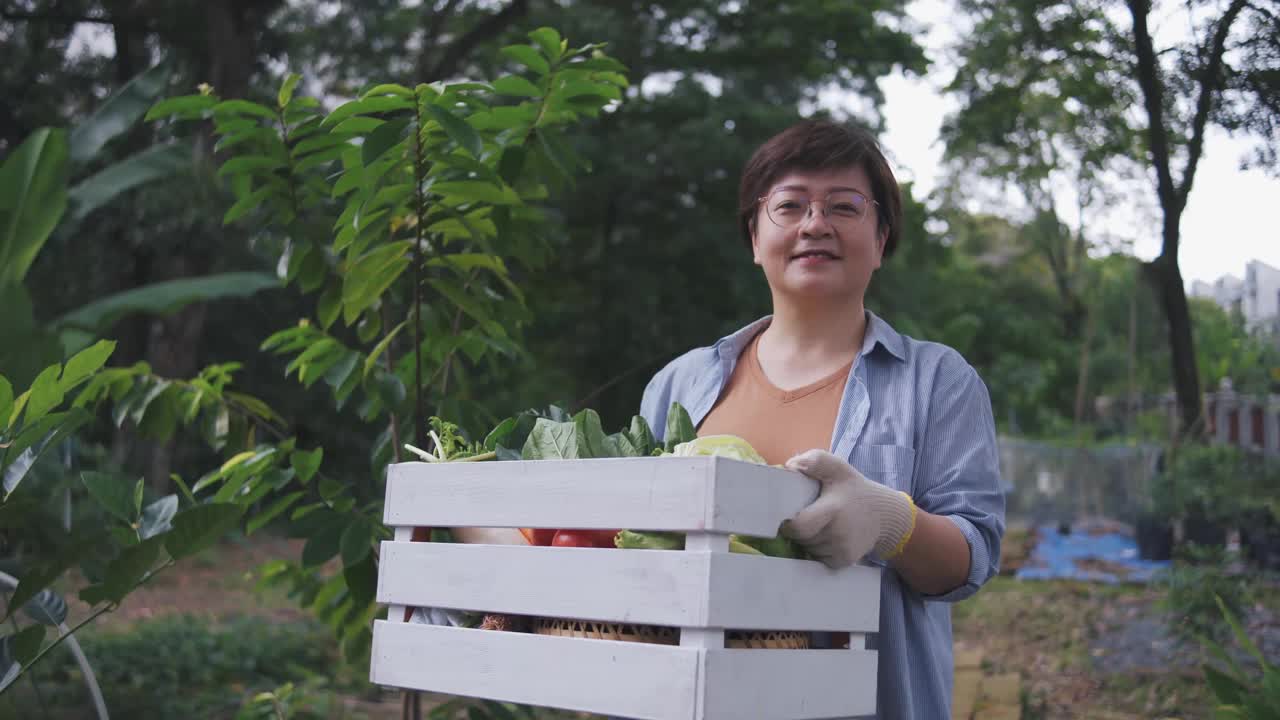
750;165;887;305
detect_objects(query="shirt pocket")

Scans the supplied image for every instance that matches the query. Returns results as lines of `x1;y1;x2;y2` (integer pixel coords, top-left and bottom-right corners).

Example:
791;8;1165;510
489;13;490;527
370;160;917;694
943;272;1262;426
848;443;916;493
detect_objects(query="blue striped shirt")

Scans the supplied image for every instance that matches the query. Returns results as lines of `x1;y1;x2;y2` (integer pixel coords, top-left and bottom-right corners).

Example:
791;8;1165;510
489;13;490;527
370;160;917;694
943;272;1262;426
639;310;1006;720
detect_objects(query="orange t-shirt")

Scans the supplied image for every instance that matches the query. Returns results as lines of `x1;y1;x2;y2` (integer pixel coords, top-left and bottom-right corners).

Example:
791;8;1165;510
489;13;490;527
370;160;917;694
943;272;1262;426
696;333;852;465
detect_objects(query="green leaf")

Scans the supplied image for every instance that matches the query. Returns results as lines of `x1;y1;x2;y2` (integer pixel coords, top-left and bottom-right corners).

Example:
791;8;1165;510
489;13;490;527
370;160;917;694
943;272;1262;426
101;535;164;603
362;322;405;379
0;377;12;431
247;491;304;535
139;494;179;539
317;281;342;330
58;340;115;393
302;523;343;568
427;278;490;324
2;448;36;498
11;625;45;666
78;584;112;606
164;503;242;559
3;534;93;622
342;241;411;324
81;471;139;525
21;361;64;424
521;417;579;460
66;142;191;227
500;45;550;76
54;273;279;342
0;128;69;289
278;73;302;108
134;477;144;517
361;117;410;166
492;75;543;98
529;27;563;62
70;59;172;164
291;447;323;484
213;99;277;120
363;83;414;98
343;554;377;609
664;402;697;452
1217;594;1267;668
573;409;610;458
21;589;67;626
340;517;373;566
145;94;218;121
322;96;412;129
1203;663;1247;706
423;104;483;159
628;415;658;456
432;180;520;206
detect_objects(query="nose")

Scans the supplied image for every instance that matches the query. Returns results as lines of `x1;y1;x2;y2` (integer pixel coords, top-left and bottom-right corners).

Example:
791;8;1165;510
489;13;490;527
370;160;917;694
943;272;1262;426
798;200;835;236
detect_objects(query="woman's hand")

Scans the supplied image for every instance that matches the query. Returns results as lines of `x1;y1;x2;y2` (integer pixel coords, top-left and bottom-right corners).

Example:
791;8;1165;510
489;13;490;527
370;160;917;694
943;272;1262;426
781;449;916;568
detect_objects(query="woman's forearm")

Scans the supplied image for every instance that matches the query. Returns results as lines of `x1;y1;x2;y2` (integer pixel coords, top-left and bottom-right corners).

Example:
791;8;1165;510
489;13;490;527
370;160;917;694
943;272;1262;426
889;510;970;596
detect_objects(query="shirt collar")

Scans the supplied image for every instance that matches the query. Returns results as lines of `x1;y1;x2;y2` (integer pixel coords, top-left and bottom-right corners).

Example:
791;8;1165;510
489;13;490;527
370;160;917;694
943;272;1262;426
716;309;907;364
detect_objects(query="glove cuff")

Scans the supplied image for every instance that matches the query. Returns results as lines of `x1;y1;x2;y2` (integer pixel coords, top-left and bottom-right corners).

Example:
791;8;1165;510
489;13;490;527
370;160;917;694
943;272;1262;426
869;488;917;561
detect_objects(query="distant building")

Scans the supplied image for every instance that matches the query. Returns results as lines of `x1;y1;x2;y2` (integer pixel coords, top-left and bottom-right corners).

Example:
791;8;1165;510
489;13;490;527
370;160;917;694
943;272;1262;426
1243;260;1280;334
1190;274;1244;318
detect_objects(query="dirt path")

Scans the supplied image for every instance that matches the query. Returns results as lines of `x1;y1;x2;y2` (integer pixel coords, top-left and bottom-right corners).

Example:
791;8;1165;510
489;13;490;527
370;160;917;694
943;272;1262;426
64;534;311;629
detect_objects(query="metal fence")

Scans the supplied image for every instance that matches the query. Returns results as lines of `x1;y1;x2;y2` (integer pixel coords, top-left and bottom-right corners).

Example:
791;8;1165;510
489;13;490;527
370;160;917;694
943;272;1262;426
996;435;1164;528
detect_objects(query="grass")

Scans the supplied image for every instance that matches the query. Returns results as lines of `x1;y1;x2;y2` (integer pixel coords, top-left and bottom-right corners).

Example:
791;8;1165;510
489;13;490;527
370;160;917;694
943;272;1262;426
954;575;1216;718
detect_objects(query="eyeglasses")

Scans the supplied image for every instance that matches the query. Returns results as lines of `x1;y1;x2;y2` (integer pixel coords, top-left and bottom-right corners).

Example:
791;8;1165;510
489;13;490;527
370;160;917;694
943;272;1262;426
757;188;879;230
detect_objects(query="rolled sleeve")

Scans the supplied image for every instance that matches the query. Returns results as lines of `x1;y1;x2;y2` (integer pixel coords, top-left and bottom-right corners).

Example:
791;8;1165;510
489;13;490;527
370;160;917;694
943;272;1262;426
913;361;1006;603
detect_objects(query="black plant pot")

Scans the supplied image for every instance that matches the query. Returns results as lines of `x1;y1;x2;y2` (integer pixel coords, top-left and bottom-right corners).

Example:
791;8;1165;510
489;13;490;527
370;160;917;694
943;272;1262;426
1240;509;1280;571
1182;505;1227;551
1136;513;1174;562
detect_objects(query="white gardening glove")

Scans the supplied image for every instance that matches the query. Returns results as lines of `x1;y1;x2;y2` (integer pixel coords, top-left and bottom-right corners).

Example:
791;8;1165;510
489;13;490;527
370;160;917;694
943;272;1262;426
782;449;918;569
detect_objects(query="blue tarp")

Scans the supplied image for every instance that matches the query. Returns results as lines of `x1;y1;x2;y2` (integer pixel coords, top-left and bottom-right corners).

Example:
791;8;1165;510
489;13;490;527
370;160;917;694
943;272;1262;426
1015;523;1171;583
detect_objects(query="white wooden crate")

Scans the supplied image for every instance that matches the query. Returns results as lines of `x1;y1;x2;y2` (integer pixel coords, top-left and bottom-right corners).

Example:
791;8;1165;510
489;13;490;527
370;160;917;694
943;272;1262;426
370;456;881;720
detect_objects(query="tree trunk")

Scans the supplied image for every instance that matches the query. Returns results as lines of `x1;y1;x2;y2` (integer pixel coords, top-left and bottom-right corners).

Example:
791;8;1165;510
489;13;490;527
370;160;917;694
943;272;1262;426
1145;248;1202;439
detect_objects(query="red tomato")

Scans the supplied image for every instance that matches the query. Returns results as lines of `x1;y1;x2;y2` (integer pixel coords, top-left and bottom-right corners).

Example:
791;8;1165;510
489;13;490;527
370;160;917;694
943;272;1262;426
551;529;618;548
520;528;558;546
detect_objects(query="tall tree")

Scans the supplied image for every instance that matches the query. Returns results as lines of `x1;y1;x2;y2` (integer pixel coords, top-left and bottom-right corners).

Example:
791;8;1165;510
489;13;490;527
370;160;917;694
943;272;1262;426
942;0;1280;438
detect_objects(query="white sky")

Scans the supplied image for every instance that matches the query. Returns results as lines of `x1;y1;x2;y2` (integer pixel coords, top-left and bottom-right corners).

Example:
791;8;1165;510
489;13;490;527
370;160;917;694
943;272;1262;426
876;0;1280;288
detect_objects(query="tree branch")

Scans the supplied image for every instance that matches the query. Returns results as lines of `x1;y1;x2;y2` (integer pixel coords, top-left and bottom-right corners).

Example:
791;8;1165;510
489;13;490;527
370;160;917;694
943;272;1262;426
1178;0;1250;206
427;0;529;80
1126;0;1178;226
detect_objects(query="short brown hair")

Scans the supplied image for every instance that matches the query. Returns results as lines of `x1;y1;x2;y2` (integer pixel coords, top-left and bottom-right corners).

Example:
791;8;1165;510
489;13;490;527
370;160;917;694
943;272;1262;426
737;119;902;258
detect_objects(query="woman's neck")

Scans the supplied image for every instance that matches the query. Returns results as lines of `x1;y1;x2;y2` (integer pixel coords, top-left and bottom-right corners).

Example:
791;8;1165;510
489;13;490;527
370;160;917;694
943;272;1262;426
755;295;867;387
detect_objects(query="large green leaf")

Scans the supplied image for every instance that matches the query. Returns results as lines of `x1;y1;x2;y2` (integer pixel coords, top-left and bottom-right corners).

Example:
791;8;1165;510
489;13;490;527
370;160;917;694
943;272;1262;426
0;377;11;430
19;364;62;425
68;59;172;165
0;128;69;289
81;471;138;525
101;535;165;603
164;503;242;559
66;141;191;226
53;272;280;353
58;339;116;393
139;494;179;539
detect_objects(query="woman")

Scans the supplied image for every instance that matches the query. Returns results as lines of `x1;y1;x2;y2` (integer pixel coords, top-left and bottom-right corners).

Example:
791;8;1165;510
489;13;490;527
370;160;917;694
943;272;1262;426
639;119;1006;719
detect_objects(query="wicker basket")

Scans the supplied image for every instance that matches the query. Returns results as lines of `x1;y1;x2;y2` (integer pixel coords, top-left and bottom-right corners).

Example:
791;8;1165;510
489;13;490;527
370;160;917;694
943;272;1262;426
530;617;809;649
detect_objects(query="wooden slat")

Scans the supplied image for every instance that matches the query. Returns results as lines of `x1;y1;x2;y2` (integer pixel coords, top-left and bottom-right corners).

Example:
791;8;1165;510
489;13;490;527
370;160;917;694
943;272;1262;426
708;457;820;538
700;648;878;720
376;541;708;626
377;541;880;631
706;553;881;633
369;620;699;720
383;456;821;536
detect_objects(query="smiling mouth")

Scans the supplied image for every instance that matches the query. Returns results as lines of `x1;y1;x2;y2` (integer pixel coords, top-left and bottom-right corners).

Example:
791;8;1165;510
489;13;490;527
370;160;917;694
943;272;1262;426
791;249;841;261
